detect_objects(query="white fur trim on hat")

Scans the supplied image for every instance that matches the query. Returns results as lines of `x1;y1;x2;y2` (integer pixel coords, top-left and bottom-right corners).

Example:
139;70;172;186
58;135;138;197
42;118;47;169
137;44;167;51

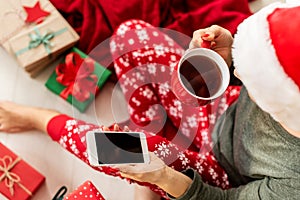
232;2;300;131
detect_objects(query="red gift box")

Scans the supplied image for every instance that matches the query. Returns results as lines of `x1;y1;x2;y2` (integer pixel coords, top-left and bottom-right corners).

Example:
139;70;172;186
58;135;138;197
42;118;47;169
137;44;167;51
0;143;45;200
64;181;105;200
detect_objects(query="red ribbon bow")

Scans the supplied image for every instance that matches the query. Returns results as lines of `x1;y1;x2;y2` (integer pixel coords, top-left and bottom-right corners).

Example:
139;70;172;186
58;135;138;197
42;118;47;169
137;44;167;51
56;52;99;102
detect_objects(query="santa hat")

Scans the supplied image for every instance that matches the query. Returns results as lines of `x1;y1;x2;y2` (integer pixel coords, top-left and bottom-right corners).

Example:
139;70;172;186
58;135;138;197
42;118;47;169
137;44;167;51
232;2;300;131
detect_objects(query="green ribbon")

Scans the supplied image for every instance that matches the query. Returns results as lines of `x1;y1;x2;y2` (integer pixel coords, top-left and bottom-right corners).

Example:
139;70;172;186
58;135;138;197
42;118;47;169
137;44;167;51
15;27;68;56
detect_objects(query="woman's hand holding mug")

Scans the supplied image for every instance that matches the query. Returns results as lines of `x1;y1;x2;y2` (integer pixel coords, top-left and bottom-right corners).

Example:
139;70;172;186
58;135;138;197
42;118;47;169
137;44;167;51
189;25;234;67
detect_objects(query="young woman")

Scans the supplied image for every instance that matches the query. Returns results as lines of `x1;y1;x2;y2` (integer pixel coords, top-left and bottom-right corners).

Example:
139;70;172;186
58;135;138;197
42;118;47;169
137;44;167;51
114;3;300;199
1;2;299;200
0;20;239;199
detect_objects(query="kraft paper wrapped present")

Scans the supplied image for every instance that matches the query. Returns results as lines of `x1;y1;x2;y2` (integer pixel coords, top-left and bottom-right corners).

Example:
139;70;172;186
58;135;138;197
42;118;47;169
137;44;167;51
0;0;79;77
64;181;105;200
45;47;112;112
0;143;45;200
9;17;78;73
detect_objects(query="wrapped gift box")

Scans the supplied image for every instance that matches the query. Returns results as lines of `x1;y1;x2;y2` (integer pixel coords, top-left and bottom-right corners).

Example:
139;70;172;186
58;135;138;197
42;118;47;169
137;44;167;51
0;0;79;77
45;47;112;112
64;181;105;200
0;143;45;200
9;17;78;73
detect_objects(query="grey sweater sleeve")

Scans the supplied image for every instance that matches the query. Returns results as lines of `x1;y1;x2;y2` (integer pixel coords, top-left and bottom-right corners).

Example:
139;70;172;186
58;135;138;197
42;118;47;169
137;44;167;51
171;169;300;200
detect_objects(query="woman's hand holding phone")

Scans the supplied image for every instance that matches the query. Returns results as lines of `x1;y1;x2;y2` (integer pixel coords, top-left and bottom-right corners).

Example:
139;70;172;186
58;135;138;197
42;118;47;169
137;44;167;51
106;124;166;184
114;152;192;198
108;125;192;198
113;152;166;184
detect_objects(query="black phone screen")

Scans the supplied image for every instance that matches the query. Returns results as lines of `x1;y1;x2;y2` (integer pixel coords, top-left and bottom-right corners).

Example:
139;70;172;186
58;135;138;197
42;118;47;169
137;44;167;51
94;132;145;164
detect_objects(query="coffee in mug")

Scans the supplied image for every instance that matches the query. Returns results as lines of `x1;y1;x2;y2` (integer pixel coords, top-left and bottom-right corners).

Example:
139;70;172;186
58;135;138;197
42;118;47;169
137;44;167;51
171;48;230;106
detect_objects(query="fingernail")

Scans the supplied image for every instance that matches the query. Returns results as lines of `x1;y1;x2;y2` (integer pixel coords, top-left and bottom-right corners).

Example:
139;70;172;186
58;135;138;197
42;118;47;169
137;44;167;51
202;33;210;38
201;41;211;48
102;126;109;131
124;126;129;131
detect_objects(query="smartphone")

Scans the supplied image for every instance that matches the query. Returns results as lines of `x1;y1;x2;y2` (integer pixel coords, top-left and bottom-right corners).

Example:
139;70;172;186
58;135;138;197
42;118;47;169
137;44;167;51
86;131;150;166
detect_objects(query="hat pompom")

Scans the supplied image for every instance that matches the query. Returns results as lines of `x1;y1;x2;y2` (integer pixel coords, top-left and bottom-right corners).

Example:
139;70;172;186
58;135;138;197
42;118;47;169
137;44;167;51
232;2;300;131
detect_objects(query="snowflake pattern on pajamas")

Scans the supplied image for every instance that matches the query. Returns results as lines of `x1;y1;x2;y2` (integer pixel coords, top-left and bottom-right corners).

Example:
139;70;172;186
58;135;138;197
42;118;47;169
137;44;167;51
50;19;241;198
110;19;241;189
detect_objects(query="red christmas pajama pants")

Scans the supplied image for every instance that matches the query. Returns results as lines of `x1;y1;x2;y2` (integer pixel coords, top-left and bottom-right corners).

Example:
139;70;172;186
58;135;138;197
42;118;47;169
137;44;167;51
110;20;241;188
48;19;241;198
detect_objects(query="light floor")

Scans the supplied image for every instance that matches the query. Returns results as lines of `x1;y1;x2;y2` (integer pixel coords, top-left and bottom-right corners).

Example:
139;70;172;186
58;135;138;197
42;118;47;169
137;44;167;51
0;0;283;199
0;46;132;200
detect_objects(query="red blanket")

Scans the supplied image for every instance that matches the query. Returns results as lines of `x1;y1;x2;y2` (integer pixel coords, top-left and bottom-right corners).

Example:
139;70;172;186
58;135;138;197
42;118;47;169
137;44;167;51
50;0;251;71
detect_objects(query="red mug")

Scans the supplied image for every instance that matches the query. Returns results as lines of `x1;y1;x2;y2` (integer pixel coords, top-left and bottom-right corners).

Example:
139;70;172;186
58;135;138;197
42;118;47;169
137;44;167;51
171;48;230;106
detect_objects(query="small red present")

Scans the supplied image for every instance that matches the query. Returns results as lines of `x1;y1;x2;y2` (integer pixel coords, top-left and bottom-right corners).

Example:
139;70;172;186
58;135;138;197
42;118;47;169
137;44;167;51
64;181;105;200
0;143;45;200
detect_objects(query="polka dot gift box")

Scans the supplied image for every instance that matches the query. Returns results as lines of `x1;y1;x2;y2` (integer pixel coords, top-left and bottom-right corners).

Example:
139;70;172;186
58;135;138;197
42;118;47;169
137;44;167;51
64;181;105;200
